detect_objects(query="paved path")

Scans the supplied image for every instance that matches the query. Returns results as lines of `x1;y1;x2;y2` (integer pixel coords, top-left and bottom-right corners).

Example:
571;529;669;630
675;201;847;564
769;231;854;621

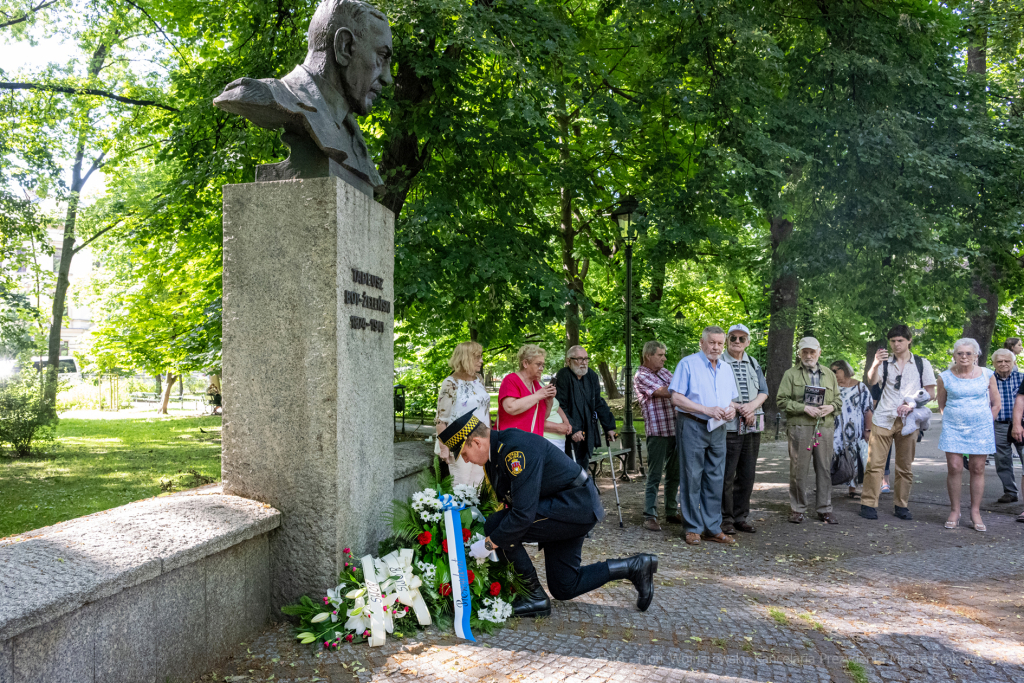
198;423;1024;682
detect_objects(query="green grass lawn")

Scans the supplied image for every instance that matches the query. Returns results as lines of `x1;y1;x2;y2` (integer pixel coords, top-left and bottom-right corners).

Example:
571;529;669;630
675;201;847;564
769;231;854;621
0;416;222;539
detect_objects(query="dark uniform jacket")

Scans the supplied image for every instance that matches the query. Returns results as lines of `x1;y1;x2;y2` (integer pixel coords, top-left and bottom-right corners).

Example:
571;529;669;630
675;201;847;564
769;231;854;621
485;428;605;547
554;367;617;451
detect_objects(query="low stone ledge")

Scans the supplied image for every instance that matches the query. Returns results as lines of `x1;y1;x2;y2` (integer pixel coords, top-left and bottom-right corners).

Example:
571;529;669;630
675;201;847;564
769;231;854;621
394;440;433;504
0;491;280;642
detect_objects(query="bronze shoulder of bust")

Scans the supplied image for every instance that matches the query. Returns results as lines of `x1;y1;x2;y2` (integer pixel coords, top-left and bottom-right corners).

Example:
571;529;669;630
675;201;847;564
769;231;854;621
212;0;392;196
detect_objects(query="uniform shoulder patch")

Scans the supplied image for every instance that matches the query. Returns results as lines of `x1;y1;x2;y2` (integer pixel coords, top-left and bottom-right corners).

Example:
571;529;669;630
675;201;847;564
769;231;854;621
504;451;525;476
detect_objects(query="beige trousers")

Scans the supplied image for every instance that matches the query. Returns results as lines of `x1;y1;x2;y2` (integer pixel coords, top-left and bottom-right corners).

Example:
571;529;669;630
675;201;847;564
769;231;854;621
860;417;916;509
787;424;835;514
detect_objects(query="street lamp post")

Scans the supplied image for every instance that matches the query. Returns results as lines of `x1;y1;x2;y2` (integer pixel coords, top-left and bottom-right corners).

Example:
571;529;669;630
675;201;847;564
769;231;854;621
611;197;639;473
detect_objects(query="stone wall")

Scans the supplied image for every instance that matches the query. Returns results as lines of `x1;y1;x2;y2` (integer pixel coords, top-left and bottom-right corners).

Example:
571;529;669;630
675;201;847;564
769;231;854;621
0;490;280;683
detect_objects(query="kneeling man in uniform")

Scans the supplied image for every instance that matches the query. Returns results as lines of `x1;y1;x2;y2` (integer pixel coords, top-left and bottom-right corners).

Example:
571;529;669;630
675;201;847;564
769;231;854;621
439;411;658;617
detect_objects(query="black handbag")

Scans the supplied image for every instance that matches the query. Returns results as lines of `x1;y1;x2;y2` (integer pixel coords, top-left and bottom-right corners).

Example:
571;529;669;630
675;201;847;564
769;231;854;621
830;448;856;486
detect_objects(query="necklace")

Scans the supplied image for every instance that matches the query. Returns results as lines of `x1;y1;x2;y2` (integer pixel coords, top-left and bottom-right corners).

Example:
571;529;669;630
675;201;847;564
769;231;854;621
951;365;977;379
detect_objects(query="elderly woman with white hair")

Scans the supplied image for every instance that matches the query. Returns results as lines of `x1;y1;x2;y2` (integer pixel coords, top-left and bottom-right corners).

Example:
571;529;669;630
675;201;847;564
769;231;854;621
937;338;1000;531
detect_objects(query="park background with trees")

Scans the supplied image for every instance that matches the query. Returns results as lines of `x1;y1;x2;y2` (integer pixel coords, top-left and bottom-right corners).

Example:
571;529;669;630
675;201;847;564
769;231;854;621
2;0;1023;425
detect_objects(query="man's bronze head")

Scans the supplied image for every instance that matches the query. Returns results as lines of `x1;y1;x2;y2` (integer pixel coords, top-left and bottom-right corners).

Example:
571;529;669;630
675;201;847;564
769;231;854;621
306;0;393;116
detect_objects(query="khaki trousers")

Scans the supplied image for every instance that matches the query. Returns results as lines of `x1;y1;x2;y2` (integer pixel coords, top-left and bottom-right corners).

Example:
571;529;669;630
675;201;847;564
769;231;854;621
860;417;916;509
787;424;835;514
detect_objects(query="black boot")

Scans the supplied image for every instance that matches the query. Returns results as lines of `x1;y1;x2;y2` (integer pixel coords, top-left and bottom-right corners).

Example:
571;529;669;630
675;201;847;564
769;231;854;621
511;567;551;618
607;554;658;612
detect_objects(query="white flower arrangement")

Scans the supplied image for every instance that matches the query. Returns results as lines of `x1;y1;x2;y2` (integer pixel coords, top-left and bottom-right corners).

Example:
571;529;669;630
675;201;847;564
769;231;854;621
416;560;437;588
476;596;513;623
411;487;444;523
451;484;480;508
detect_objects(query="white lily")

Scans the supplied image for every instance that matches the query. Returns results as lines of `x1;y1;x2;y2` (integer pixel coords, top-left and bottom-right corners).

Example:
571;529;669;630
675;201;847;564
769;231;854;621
310;611;331;624
326;583;346;604
344;596;372;633
345;587;366;600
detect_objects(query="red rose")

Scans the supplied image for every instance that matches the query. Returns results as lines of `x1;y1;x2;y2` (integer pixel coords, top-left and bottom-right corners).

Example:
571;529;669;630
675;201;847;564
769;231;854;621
417;531;432;545
489;582;501;596
467;569;475;583
462;528;471;541
439;582;452;596
442;539;448;553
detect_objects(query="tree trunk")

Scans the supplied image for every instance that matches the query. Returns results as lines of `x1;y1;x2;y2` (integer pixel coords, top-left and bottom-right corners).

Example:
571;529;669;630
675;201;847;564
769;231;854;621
42;43;108;413
597;361;622;399
764;217;798;427
155;374;162;395
158;372;178;415
962;12;997;366
963;266;999;366
864;339;886;384
377;48;436;217
556;106;585;351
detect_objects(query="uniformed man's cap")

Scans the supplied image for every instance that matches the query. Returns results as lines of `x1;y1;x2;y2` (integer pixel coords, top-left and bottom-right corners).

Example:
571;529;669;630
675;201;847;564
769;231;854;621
437;411;481;455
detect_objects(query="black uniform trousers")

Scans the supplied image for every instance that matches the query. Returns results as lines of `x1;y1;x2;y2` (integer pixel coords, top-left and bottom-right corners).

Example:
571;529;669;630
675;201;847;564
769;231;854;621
484;508;609;601
722;431;761;526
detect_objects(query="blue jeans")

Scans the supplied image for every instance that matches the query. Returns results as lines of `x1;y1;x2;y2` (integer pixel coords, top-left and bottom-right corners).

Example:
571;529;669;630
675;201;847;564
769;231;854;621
676;415;727;535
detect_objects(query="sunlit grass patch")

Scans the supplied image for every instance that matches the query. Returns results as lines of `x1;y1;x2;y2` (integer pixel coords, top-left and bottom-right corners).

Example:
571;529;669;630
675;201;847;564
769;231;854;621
1;416;222;538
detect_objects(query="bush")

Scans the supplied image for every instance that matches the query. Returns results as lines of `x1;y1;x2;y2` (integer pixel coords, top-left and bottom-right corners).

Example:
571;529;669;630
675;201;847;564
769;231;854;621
0;377;58;457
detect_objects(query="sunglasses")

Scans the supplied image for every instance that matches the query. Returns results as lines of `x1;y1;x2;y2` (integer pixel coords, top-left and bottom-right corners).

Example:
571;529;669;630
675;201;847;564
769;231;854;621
729;335;748;342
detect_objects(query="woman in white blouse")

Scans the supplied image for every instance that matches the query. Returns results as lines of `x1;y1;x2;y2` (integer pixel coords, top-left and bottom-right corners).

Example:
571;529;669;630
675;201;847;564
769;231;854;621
434;341;491;485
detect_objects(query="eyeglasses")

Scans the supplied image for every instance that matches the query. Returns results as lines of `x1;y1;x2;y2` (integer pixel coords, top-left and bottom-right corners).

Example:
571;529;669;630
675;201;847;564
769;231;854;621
893;375;901;391
569;356;589;363
729;335;748;343
954;351;975;358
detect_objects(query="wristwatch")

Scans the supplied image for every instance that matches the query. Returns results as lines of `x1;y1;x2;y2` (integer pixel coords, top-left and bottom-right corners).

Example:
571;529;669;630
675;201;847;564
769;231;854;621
484;539;496;551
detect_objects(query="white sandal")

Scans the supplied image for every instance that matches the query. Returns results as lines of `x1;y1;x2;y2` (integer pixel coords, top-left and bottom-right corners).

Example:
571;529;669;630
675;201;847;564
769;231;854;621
944;514;960;529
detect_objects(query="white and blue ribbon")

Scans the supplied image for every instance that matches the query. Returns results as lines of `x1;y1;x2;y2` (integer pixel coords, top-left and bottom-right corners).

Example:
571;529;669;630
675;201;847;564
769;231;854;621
439;493;475;641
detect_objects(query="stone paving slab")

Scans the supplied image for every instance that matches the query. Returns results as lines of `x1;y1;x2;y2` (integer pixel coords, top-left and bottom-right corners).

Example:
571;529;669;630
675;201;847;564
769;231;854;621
197;427;1024;683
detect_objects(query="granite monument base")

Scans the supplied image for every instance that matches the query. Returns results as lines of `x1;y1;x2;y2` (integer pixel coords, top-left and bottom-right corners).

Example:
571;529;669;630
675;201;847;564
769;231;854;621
222;176;395;610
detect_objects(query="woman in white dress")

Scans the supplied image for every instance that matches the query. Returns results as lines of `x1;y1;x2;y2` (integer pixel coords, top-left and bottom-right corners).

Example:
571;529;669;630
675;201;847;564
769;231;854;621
434;341;490;486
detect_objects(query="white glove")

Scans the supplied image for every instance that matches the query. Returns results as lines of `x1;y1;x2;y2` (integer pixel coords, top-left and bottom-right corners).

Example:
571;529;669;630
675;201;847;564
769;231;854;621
469;538;491;560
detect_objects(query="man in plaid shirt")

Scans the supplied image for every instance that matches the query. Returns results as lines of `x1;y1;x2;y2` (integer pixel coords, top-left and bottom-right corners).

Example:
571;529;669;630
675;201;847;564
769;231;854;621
634;341;681;531
992;348;1023;503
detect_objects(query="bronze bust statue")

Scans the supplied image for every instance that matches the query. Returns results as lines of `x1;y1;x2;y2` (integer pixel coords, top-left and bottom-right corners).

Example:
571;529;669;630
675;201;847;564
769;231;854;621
213;0;393;197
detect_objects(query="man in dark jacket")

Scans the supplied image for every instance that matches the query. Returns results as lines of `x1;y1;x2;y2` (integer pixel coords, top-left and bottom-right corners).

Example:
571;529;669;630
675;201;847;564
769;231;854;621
555;345;619;468
439;411;656;617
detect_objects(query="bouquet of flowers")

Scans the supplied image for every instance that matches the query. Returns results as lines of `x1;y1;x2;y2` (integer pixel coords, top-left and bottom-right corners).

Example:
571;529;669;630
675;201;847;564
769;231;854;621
283;458;525;649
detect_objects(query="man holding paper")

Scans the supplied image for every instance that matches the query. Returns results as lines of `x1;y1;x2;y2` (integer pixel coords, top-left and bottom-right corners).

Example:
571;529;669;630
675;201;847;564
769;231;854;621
776;337;842;524
438;411;658;618
668;326;739;546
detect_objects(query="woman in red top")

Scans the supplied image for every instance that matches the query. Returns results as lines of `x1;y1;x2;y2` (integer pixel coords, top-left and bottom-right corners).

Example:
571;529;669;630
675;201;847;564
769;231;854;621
498;344;568;438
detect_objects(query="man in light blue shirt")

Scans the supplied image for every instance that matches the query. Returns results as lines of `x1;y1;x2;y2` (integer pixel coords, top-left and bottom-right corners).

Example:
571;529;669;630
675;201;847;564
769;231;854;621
669;326;739;546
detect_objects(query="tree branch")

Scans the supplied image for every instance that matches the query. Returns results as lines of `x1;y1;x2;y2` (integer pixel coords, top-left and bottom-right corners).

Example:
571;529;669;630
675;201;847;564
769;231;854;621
0;0;59;29
0;81;179;111
73;218;127;254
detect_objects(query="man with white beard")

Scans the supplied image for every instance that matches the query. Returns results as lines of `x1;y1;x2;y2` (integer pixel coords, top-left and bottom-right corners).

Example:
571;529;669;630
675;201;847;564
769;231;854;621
775;337;842;524
554;345;619;468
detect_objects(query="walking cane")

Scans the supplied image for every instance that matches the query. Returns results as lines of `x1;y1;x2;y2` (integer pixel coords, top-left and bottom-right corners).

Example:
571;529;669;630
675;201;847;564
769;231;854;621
606;441;624;528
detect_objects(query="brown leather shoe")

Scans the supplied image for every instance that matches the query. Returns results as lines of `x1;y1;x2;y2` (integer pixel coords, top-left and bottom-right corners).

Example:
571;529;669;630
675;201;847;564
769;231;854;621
684;532;701;545
643;517;662;531
818;512;839;525
701;532;736;545
666;514;683;524
788;511;804;524
733;521;756;533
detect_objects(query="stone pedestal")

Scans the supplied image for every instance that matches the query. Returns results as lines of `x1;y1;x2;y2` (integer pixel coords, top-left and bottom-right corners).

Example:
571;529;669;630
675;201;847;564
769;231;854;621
222;176;394;609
